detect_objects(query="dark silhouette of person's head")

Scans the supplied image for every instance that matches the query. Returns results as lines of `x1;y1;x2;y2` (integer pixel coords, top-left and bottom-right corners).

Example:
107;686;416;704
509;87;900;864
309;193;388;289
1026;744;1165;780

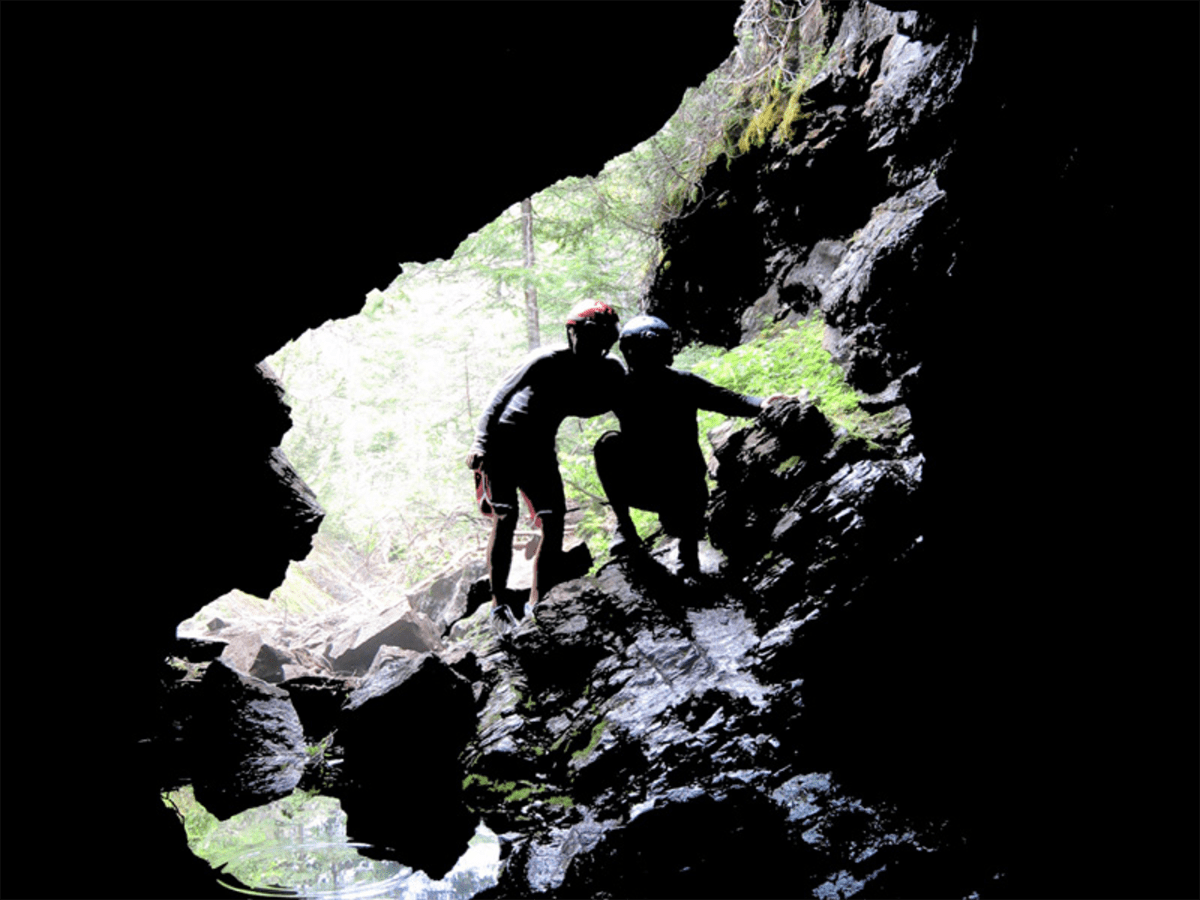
566;298;620;361
619;314;674;371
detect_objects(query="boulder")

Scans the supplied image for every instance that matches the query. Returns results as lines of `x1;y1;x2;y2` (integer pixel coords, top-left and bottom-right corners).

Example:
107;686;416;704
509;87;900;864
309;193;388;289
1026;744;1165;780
411;558;488;634
329;651;479;880
218;632;296;684
326;609;445;676
188;659;308;820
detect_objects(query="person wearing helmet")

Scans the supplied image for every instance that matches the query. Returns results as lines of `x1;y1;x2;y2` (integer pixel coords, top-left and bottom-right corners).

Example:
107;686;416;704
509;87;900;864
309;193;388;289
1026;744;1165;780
594;314;788;580
467;299;624;628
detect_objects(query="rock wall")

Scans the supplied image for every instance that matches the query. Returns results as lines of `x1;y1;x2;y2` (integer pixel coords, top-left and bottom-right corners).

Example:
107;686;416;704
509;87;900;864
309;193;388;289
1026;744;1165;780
114;3;1142;897
437;4;1197;898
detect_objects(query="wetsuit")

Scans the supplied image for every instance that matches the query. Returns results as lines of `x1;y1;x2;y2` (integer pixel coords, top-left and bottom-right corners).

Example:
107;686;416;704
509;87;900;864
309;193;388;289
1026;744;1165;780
472;344;626;523
595;367;762;540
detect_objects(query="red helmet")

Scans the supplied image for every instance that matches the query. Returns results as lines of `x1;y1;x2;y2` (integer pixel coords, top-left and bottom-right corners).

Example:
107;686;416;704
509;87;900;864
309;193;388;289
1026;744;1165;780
565;298;619;328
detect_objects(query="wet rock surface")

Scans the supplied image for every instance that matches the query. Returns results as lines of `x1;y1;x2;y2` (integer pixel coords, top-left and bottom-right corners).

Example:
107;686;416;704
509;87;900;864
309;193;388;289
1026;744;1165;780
440;417;957;896
187;660;309;821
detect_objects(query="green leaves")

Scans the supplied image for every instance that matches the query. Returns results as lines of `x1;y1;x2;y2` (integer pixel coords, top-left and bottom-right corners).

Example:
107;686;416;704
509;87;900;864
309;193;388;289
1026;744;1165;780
691;314;868;450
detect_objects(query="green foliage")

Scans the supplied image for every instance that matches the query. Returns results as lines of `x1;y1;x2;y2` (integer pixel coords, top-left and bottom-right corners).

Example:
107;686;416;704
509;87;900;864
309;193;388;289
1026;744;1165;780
463;773;518;795
448;175;650;346
690;313;873;452
734;48;828;154
163;785;220;847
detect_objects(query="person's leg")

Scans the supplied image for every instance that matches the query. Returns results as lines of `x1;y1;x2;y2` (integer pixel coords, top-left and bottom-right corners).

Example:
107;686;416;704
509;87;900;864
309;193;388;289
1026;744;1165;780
517;451;568;611
479;463;521;625
486;510;517;603
594;431;642;553
675;527;701;578
528;510;564;608
661;475;708;579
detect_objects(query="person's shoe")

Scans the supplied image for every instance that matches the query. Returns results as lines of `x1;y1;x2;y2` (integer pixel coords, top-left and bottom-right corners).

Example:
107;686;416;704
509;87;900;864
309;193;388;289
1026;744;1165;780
608;521;643;557
489;592;528;633
489;599;519;635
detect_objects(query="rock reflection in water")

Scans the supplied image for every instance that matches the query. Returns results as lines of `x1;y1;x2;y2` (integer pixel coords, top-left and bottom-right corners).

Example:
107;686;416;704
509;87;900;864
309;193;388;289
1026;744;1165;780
165;786;499;898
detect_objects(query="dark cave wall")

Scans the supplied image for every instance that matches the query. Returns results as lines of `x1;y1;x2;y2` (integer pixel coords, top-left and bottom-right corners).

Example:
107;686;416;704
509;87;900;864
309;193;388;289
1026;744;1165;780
7;3;1196;899
643;4;1199;898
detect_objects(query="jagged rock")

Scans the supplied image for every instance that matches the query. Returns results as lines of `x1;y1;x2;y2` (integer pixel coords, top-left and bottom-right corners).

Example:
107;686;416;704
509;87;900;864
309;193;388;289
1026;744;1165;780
326;608;445;676
412;558;489;634
218;632;296;684
266;445;324;535
707;400;839;566
452;555;976;897
188;659;308;820
331;650;478;880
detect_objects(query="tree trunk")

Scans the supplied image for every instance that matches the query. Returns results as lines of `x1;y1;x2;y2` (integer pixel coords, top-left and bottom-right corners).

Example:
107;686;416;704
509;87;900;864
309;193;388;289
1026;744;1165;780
521;197;540;349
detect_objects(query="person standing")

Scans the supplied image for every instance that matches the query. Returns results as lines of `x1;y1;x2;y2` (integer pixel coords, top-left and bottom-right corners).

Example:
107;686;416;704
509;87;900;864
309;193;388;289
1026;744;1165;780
468;299;624;626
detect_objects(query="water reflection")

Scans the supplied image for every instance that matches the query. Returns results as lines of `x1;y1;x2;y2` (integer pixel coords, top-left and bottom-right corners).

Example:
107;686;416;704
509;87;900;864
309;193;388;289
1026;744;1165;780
164;787;499;899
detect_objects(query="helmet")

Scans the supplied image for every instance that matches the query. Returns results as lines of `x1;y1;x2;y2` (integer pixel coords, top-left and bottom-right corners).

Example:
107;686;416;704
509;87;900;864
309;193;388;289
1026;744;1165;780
619;315;674;369
565;299;619;355
566;299;619;329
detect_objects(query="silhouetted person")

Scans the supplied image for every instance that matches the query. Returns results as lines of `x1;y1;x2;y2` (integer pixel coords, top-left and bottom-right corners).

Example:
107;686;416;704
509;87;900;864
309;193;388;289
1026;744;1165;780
595;315;788;580
467;299;623;627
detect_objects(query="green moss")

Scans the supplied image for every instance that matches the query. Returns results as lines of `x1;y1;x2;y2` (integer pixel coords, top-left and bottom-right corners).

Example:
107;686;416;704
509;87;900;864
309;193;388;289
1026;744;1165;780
163;786;219;846
504;783;550;804
571;719;608;762
733;48;828;155
462;774;517;795
466;773;562;807
775;455;802;474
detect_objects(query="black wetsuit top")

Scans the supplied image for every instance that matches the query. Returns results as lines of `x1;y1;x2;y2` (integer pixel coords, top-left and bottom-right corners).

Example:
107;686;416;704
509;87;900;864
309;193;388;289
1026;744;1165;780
613;367;762;477
472;344;626;458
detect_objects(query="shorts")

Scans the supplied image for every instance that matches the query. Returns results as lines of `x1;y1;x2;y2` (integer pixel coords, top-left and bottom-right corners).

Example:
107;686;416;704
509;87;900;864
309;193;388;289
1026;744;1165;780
473;445;565;529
